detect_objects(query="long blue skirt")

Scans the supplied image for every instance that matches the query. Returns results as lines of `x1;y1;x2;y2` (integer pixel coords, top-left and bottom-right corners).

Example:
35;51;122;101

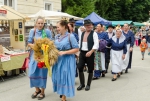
28;51;48;88
52;54;76;97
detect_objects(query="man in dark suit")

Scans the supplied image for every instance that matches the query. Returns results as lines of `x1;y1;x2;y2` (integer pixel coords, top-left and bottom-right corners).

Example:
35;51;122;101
105;25;115;73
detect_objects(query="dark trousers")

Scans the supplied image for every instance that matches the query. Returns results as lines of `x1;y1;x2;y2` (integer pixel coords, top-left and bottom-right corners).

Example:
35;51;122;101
78;51;94;73
105;48;111;70
138;39;141;46
127;51;133;69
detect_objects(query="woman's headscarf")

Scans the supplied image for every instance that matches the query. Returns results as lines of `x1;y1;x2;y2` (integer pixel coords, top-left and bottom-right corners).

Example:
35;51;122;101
112;29;126;44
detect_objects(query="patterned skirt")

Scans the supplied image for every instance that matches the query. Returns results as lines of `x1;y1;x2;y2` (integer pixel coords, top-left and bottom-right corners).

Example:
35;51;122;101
93;51;102;77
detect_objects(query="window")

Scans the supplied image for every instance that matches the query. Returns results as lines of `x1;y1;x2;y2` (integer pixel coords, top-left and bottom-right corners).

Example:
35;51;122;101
45;3;52;25
4;0;7;5
9;0;12;7
45;3;51;11
3;0;15;9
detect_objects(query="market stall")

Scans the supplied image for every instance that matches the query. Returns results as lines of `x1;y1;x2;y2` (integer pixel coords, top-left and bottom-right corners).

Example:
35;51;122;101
0;5;28;81
111;21;133;26
28;10;83;20
75;12;111;26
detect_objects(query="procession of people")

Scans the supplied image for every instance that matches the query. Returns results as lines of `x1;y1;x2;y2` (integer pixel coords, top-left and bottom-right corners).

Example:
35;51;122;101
27;17;150;101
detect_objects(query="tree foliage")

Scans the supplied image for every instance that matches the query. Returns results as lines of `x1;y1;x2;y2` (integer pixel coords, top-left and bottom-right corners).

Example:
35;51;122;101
62;0;96;17
62;0;150;22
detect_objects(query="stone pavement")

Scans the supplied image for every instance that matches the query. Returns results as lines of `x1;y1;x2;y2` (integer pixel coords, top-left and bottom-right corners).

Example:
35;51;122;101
0;46;150;101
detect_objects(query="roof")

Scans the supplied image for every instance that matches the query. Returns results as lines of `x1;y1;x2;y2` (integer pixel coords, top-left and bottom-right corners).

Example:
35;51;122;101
0;5;27;20
112;21;133;26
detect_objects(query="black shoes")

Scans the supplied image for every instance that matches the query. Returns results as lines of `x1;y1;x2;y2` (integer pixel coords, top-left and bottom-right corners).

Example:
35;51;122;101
117;74;121;78
105;70;108;74
125;69;128;73
92;77;99;80
77;73;93;91
31;90;41;99
85;85;90;91
77;72;85;91
112;78;117;81
60;95;62;98
102;73;105;77
77;85;85;91
37;94;45;100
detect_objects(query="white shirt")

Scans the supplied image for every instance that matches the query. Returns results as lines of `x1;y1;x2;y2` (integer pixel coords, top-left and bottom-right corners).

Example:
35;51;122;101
79;31;99;50
108;32;113;39
81;42;88;51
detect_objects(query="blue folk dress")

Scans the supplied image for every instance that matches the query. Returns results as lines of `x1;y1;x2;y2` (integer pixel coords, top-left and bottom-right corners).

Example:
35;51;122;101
52;32;79;97
28;29;51;88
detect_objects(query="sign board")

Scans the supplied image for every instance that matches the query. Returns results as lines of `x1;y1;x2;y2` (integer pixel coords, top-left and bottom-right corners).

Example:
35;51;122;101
19;22;22;28
19;35;23;41
0;55;11;62
0;10;7;16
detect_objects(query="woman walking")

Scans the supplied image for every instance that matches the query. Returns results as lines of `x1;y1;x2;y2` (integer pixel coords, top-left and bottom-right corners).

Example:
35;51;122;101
107;29;127;81
52;20;79;101
28;16;52;100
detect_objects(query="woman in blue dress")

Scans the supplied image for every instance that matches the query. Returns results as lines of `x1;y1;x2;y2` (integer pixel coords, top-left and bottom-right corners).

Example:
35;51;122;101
28;16;52;100
107;29;127;81
52;20;79;101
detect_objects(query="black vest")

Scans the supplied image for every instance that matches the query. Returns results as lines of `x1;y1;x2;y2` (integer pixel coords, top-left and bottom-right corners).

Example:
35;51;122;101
80;30;94;51
75;28;78;35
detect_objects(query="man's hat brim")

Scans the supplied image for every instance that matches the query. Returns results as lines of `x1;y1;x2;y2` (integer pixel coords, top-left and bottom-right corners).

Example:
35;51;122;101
69;18;75;23
83;19;93;25
107;25;115;29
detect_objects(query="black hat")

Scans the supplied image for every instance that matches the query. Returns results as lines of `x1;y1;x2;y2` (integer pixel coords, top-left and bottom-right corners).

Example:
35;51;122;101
107;25;115;29
84;19;93;25
69;18;75;23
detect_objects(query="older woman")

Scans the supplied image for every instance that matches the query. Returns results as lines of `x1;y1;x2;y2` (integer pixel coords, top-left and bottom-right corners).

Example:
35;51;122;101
52;20;79;101
107;29;127;81
28;16;52;100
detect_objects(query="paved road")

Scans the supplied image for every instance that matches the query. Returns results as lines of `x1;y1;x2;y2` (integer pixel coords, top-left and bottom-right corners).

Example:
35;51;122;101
0;47;150;101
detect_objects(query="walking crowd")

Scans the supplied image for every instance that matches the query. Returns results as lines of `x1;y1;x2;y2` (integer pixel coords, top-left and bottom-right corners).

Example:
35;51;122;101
27;17;150;101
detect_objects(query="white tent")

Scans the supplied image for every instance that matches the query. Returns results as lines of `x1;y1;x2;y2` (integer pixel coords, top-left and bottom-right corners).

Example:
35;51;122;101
143;22;150;25
28;10;83;20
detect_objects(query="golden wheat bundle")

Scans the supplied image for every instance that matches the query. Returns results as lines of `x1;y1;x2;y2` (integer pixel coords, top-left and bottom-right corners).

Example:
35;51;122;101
32;38;59;73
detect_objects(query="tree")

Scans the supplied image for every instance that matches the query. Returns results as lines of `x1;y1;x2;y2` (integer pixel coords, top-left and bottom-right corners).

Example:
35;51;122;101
62;0;96;17
62;0;150;22
95;0;150;22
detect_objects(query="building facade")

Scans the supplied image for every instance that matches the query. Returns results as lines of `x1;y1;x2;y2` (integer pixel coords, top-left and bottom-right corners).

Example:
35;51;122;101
0;0;61;26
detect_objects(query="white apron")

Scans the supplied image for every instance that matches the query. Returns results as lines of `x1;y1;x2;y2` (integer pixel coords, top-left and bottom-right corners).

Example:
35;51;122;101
122;44;130;70
111;50;123;73
100;52;105;70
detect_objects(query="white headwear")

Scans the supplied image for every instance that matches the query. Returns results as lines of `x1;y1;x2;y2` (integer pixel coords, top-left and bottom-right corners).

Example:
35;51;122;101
112;29;126;44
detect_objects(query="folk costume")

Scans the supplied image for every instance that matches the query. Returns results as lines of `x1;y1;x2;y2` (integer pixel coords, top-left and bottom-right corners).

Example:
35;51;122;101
52;32;79;97
107;31;127;74
105;25;115;73
77;19;99;91
28;29;52;88
122;30;134;73
93;31;109;78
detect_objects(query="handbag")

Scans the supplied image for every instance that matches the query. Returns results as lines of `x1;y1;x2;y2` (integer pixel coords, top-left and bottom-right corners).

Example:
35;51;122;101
22;29;36;69
98;39;108;53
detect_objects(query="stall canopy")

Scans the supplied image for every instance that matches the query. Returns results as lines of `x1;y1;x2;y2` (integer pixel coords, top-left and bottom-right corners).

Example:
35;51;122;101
0;5;27;20
133;22;144;27
75;12;112;26
28;10;83;20
143;22;150;25
112;21;133;26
